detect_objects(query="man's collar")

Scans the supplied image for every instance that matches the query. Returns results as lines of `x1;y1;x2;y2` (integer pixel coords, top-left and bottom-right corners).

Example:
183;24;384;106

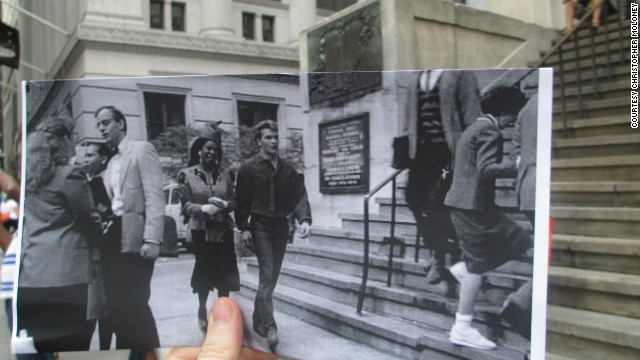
258;152;279;168
117;136;132;154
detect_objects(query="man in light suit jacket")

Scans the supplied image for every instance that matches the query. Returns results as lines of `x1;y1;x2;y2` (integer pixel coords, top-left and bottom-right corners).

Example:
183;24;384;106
95;105;164;349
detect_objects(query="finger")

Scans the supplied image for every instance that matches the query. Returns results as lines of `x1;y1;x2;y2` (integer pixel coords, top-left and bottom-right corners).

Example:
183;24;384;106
199;297;243;360
166;346;202;360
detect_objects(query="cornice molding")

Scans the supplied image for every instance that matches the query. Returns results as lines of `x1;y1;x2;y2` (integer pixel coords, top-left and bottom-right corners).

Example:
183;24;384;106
77;24;299;60
49;23;300;78
234;0;288;11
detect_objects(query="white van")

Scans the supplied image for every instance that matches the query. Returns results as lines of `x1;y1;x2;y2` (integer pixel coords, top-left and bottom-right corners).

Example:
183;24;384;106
163;183;191;250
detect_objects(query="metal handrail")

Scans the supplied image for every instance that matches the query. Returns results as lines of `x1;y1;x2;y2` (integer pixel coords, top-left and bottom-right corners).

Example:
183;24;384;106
356;168;406;314
535;1;626;138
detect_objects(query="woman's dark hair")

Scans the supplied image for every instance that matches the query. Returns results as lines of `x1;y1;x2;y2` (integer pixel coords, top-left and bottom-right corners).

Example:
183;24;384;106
480;86;526;117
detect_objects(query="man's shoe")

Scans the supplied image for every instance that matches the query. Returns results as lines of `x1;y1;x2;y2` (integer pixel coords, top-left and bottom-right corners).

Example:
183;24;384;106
253;322;266;337
425;264;446;284
449;323;497;350
198;307;208;332
266;327;278;352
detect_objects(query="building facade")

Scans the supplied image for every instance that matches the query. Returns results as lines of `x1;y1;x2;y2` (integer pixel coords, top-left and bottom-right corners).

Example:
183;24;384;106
2;0;566;176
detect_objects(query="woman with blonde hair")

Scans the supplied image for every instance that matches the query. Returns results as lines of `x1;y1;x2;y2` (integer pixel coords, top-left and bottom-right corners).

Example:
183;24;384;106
17;116;101;352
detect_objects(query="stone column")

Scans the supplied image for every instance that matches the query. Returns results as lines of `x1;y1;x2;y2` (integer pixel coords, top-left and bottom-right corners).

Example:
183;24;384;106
200;0;235;38
288;0;316;46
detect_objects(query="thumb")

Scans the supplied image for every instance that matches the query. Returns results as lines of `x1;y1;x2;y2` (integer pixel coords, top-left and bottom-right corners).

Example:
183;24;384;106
199;297;243;360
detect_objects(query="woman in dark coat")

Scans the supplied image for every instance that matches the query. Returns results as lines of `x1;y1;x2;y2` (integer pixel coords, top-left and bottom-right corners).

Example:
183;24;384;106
178;124;239;331
17;116;101;352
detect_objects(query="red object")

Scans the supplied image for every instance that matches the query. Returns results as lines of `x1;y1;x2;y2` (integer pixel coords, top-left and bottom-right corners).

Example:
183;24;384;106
0;212;9;223
549;218;554;265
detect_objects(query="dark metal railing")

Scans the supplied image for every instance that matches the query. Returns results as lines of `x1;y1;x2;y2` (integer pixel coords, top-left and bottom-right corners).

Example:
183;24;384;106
535;1;626;138
356;168;406;314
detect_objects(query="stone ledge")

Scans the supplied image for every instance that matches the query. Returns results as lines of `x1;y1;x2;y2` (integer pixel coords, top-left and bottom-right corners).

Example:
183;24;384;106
552;155;640;168
547;304;640;349
552;234;640;256
551;181;640;192
548;266;640;297
550;206;640;221
552;115;628;131
552;134;640;148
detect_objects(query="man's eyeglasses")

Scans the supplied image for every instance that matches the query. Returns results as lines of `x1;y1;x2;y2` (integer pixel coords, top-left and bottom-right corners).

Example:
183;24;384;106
38;126;71;139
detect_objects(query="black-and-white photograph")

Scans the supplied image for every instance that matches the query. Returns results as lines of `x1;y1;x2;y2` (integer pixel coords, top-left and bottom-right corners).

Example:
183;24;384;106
15;69;552;360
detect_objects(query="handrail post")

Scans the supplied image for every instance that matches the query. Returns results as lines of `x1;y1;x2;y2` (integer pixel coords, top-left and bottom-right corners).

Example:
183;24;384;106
589;25;598;99
573;31;584;119
617;6;624;65
603;6;612;80
414;228;421;263
356;168;405;314
357;196;371;314
387;177;397;287
559;46;568;139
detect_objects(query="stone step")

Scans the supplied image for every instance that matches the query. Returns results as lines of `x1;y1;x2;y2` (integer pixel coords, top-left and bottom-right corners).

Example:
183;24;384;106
543;39;629;70
308;226;429;261
554;79;629;102
550;206;640;239
551;234;640;275
340;212;419;236
281;244;532;303
550;181;640;207
547;266;640;318
552;134;640;159
551;114;632;138
546;304;640;360
545;352;590;360
239;270;529;360
551;155;640;181
245;257;530;342
553;96;630;119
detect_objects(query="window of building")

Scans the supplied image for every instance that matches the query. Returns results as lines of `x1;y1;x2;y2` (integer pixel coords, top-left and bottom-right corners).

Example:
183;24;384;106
242;12;255;40
144;92;186;140
316;0;357;12
262;15;275;42
237;100;278;128
150;0;164;29
171;2;185;31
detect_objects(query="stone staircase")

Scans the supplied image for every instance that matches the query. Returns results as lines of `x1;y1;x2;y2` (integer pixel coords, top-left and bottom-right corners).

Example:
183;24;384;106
239;193;532;358
537;16;640;360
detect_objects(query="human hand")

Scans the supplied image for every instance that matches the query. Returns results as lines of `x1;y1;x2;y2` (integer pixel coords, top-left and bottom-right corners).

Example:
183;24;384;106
140;241;160;260
297;221;310;239
166;297;283;360
241;230;253;250
208;196;228;209
202;204;221;216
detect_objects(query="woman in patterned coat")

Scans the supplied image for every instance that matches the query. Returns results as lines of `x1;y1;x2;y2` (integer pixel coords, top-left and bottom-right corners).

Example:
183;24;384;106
178;124;239;332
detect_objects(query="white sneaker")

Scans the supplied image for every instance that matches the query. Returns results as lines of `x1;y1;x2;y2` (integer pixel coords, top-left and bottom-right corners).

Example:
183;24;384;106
449;261;468;283
449;323;497;350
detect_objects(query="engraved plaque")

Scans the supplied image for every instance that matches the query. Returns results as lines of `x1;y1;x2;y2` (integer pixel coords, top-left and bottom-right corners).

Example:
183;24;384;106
319;113;369;194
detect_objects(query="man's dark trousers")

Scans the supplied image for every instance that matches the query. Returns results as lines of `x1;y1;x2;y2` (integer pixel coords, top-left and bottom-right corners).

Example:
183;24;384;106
101;217;160;349
250;215;289;333
406;160;457;272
